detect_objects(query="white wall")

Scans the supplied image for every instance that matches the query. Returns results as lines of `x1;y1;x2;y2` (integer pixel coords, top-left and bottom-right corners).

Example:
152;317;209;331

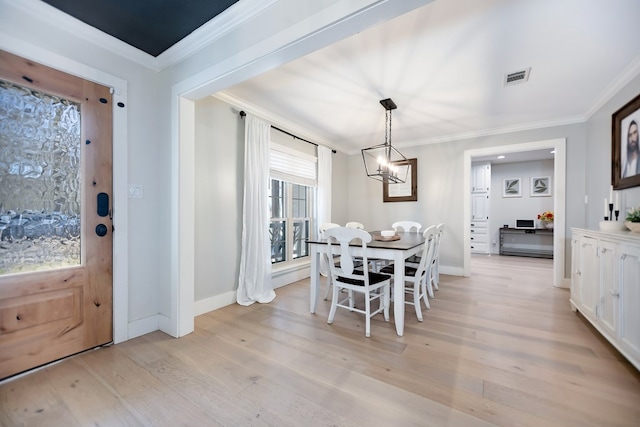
489;159;554;253
331;151;351;226
193;97;244;307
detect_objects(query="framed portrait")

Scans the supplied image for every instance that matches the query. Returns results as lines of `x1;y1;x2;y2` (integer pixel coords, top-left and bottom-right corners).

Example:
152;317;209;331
530;176;551;197
502;177;521;197
612;93;640;190
383;158;417;202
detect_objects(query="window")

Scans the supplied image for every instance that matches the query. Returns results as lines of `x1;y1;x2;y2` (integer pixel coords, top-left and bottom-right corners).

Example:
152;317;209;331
269;179;314;265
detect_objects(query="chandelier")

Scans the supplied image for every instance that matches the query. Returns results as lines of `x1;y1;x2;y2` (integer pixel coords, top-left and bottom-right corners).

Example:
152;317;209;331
361;98;408;184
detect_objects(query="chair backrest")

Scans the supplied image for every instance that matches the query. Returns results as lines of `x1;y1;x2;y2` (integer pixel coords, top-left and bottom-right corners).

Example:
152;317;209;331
414;225;438;279
319;222;340;238
345;221;364;229
392;221;422;233
324;227;372;282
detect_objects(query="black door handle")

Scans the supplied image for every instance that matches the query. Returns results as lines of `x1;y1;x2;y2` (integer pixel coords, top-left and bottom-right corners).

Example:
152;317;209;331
96;224;108;237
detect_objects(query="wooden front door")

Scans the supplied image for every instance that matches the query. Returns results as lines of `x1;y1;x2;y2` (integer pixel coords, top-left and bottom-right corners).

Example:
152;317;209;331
0;50;113;379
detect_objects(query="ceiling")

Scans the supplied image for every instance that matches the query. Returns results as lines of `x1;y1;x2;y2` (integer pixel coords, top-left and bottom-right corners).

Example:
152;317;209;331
221;0;640;155
35;0;640;157
41;0;239;57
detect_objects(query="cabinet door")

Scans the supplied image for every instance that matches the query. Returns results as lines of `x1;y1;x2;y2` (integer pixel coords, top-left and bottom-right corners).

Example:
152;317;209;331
618;244;640;360
578;236;599;322
599;240;617;336
471;163;491;193
471;194;489;221
570;237;582;307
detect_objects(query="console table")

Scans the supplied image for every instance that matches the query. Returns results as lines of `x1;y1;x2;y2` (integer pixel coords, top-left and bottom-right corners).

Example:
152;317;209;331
499;227;553;258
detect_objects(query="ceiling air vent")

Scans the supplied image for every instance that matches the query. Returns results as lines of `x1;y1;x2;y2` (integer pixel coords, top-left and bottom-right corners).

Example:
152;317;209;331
504;67;531;86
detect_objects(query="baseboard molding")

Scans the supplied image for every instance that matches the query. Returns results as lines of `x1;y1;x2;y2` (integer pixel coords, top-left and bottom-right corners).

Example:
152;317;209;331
128;315;160;340
194;290;237;317
556;277;571;289
440;265;463;277
272;264;310;289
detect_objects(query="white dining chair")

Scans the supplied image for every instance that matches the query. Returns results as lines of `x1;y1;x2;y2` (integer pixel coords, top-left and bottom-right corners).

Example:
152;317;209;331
397;221;424;267
346;221;385;272
392;221;422;233
380;225;437;321
325;227;391;337
345;221;364;229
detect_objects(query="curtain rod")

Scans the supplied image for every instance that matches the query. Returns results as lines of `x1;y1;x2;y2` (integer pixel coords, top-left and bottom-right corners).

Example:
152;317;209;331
239;111;336;153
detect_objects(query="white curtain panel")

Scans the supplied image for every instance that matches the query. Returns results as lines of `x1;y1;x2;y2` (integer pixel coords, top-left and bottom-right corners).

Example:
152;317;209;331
317;145;332;276
237;114;276;306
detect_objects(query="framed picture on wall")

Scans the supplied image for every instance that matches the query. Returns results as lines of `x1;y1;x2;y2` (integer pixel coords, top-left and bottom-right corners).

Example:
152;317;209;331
530;176;551;197
612;93;640;189
503;177;521;197
383;158;417;202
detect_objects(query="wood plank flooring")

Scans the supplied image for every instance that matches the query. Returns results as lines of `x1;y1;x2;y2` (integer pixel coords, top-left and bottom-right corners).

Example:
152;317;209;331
2;254;639;426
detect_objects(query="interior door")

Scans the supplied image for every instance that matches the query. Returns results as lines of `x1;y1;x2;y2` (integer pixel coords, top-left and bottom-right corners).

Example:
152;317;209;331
0;50;113;379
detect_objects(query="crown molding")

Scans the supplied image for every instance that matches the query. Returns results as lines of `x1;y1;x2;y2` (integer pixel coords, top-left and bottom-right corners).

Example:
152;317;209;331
584;54;640;119
156;0;279;70
10;0;278;72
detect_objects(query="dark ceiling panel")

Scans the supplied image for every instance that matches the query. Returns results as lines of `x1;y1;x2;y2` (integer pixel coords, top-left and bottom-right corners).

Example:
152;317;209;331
43;0;239;57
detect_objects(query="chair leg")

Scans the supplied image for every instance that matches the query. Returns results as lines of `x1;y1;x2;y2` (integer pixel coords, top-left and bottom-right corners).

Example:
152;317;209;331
383;285;390;322
365;290;371;337
327;284;339;324
425;267;435;299
421;279;431;310
432;260;439;291
414;282;423;322
324;273;332;300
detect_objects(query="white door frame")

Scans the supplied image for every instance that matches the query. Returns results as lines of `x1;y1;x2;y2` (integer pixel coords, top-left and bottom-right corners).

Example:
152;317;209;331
463;138;567;288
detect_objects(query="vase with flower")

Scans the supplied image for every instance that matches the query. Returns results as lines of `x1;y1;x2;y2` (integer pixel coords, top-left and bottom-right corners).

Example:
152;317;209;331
538;211;554;229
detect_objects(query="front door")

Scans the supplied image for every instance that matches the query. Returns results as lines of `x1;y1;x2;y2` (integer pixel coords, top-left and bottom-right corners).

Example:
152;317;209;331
0;50;113;379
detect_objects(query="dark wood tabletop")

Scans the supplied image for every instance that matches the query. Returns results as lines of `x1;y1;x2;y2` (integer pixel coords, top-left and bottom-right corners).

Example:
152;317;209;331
307;231;425;250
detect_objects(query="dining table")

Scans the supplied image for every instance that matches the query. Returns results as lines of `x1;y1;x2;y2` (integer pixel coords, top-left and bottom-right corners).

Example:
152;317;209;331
307;231;426;336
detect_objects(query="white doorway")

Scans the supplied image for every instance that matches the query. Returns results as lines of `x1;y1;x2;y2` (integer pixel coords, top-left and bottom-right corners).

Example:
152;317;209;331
463;138;567;288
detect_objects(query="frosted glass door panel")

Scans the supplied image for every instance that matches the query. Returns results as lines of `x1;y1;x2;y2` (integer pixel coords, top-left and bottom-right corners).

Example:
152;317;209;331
0;79;81;275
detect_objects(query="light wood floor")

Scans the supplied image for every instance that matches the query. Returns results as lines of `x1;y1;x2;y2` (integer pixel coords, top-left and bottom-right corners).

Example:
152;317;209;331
2;255;640;426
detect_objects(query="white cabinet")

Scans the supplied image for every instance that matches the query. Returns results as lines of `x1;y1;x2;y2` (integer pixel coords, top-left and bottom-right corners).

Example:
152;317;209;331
471;193;489;222
470;163;491;254
571;228;640;371
471;163;491;193
470;221;488;253
470;201;489;254
619;243;640;362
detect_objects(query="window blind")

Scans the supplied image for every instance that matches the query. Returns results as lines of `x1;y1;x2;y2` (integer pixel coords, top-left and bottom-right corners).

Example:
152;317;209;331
270;144;317;187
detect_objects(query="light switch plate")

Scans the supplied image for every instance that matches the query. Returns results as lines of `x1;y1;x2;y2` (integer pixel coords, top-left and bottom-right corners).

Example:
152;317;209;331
128;184;143;198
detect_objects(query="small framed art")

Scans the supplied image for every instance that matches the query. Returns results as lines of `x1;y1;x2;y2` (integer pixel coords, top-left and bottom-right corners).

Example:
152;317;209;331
503;177;521;197
530;176;551;197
